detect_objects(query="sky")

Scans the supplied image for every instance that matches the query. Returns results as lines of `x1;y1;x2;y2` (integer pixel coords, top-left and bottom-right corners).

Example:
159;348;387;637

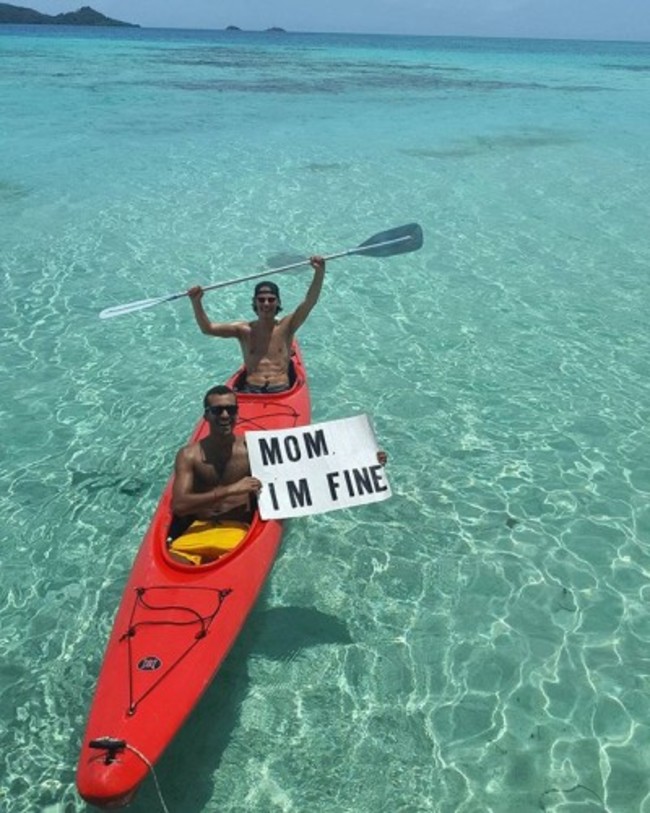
21;0;650;42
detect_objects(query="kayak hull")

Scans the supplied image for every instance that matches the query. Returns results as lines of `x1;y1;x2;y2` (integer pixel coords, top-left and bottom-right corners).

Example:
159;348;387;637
76;348;310;808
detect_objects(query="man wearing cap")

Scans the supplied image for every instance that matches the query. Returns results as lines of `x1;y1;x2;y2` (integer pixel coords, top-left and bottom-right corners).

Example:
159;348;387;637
188;256;325;392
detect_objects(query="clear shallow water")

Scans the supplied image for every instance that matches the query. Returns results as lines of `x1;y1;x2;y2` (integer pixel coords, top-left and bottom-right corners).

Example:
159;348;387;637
1;25;650;813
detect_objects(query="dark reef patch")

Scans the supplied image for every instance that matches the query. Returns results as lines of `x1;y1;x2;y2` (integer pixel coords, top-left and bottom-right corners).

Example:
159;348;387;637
401;129;582;160
0;179;30;201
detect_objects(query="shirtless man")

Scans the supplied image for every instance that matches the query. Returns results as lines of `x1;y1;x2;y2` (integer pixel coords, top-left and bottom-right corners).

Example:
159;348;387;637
171;382;388;526
171;385;260;525
188;256;325;392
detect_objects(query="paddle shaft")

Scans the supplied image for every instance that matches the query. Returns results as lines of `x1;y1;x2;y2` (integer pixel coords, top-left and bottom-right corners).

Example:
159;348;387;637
106;234;411;315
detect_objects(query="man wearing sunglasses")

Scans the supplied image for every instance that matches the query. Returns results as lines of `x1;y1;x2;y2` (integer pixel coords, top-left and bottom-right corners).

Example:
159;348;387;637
171;385;388;553
171;385;261;525
188;256;325;393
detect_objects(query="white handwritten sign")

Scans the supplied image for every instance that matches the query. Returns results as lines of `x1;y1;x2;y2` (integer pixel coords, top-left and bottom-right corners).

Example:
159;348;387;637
247;414;391;520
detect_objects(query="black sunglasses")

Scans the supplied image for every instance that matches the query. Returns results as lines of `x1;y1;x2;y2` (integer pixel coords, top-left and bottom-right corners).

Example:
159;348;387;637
256;295;277;303
205;404;238;417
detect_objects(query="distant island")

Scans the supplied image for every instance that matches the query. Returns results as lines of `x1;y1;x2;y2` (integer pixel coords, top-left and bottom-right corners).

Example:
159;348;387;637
0;3;138;26
225;25;287;33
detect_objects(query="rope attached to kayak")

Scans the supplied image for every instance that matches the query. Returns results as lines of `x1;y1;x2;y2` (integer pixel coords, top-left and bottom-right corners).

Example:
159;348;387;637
120;585;232;716
237;403;300;431
126;742;171;813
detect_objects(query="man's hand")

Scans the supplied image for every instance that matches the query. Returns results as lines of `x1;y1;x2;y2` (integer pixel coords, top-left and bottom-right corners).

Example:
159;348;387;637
188;285;204;301
309;255;325;273
228;476;262;496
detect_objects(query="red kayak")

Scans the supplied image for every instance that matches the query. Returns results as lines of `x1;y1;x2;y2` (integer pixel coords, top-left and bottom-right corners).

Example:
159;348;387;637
76;346;310;808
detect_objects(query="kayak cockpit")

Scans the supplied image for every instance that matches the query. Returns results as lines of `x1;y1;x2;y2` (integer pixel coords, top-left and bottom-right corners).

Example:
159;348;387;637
166;518;251;567
231;356;298;392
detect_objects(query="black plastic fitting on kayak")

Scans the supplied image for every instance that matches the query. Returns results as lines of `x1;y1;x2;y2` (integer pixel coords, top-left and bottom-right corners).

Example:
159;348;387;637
88;737;127;764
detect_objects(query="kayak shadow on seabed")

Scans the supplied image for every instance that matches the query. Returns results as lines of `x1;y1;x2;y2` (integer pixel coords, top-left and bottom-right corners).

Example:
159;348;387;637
116;603;353;812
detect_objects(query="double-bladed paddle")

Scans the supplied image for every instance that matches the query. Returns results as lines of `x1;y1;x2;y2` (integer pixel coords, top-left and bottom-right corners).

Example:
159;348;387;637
99;222;423;320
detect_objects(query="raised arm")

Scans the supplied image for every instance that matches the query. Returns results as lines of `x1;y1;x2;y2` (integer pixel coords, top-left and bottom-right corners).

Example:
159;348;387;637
287;256;325;333
188;286;243;338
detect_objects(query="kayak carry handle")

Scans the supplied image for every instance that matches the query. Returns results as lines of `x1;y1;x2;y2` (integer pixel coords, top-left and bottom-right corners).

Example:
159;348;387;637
88;737;127;764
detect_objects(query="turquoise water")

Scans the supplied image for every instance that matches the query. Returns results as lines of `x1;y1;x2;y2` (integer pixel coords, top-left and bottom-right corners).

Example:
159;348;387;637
1;25;650;812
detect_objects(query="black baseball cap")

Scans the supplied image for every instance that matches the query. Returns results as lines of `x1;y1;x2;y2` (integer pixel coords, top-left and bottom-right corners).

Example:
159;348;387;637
254;281;280;298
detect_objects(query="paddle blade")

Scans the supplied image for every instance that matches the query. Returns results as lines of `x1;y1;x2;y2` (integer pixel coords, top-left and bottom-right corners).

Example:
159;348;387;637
355;223;423;258
99;297;168;320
